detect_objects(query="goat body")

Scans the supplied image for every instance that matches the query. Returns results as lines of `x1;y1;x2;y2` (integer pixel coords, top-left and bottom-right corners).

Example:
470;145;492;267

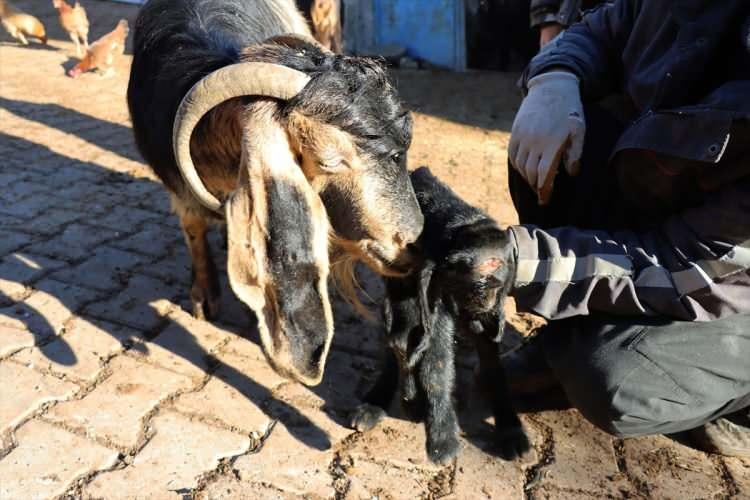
351;167;530;464
128;0;422;385
0;0;46;45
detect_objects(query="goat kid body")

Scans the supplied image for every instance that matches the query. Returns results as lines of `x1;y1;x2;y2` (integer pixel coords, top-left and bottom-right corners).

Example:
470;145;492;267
351;167;530;464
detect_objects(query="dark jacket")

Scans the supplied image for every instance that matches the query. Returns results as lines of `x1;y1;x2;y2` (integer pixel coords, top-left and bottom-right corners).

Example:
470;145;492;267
512;0;750;321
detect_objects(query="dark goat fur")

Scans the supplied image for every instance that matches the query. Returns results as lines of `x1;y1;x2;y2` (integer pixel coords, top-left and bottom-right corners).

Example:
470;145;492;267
350;167;530;464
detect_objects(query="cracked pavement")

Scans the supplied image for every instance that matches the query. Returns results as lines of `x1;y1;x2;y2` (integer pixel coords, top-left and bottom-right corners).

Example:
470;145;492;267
0;1;748;498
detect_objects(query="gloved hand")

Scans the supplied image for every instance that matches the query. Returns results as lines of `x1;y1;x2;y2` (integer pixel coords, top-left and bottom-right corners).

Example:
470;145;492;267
509;71;585;205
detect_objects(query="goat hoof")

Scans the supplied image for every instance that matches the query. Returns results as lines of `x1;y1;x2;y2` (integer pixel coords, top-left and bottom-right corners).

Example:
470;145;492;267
494;426;532;460
190;292;220;321
349;403;386;432
427;434;461;465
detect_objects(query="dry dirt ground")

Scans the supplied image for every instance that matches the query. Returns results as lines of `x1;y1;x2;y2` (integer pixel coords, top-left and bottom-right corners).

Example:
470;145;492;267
0;1;748;499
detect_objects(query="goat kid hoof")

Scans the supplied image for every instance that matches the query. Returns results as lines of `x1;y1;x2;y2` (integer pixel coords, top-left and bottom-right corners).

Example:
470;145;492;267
495;426;532;460
349;403;386;432
427;435;461;465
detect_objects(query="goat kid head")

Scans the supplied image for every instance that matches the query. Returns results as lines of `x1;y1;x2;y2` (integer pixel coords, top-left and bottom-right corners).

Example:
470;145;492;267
171;36;422;384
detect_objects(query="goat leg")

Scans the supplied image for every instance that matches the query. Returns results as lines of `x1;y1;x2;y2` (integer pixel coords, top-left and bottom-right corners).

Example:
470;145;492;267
474;333;531;460
350;349;399;432
178;209;220;321
419;311;460;465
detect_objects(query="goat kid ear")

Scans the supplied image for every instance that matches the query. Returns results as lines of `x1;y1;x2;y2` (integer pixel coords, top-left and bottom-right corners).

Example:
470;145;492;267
475;257;503;276
226;106;333;386
417;261;437;334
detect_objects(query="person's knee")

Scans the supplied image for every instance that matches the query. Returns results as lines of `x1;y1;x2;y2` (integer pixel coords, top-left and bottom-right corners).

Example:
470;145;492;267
543;320;703;438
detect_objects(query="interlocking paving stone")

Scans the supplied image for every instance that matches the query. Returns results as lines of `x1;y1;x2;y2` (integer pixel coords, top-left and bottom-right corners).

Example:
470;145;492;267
0;192;59;220
139;246;192;286
0;419;118;499
127;308;232;379
622;434;725;499
0;279;103;341
30;222;122;261
86;204;163;232
172;348;286;434
46;356;193;449
0;361;79;431
0;230;32;257
344;417;442;472
6;207;83;237
12;317;143;382
0;252;66;303
84;273;178;332
197;475;300;500
84;411;251;498
0;324;37;357
110;222;180;258
234;422;337;499
531;410;634;497
51;246;148;291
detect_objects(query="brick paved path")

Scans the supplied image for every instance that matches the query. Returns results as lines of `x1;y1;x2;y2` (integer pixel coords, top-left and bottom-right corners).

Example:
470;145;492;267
0;2;748;498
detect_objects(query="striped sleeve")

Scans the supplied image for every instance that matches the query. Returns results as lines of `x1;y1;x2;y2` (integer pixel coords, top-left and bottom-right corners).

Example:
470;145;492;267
509;179;750;321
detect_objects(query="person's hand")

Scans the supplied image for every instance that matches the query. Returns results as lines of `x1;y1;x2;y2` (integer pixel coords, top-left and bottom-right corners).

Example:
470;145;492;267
539;23;563;48
508;71;585;205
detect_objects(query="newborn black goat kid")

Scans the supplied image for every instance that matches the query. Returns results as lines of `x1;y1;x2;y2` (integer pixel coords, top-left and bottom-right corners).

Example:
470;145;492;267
350;167;530;464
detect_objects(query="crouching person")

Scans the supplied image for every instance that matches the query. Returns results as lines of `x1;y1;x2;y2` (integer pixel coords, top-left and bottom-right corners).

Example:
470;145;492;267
504;0;750;457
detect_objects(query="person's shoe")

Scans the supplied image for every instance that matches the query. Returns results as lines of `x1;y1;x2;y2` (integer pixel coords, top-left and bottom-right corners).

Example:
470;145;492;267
690;409;750;458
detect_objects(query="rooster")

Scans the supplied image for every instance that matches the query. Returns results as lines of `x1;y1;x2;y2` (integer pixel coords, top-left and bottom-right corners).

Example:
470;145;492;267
52;0;89;58
310;0;342;53
0;0;46;45
68;19;128;78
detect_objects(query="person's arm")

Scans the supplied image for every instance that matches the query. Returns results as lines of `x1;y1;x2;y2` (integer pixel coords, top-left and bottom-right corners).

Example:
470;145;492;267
532;0;583;47
524;0;641;100
530;0;564;29
509;178;750;321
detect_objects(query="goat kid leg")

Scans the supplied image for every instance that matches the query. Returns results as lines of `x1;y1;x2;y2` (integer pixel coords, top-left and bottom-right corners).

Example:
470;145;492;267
179;210;220;321
350;350;399;431
419;315;460;465
474;334;531;459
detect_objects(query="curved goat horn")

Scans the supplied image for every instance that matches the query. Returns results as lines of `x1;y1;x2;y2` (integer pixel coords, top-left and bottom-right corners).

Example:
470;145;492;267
172;62;312;212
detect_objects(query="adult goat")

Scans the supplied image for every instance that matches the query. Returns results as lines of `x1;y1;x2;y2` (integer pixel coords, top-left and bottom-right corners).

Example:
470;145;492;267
127;0;423;385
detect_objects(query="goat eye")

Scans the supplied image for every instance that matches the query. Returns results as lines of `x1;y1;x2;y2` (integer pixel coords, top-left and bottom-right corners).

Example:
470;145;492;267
390;152;402;164
318;159;346;173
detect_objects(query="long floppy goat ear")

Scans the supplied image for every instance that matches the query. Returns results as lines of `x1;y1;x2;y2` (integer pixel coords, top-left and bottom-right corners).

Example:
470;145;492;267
406;261;437;369
225;103;333;386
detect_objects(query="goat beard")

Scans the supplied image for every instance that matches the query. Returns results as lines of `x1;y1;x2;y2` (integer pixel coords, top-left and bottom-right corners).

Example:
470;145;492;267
328;233;384;321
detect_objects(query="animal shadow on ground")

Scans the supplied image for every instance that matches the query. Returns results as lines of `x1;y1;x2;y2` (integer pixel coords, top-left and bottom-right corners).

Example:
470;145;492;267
0;97;141;163
0;39;59;52
0;103;366;451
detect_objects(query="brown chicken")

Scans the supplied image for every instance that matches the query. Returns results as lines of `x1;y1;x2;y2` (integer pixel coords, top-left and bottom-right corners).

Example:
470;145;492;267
68;19;128;78
52;0;89;57
310;0;342;53
0;0;46;45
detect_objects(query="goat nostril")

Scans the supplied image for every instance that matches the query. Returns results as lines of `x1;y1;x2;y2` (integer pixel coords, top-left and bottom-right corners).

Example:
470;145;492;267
393;232;405;247
311;345;325;366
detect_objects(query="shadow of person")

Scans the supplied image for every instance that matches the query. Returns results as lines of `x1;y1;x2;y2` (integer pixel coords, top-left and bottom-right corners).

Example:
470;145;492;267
0;126;341;451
